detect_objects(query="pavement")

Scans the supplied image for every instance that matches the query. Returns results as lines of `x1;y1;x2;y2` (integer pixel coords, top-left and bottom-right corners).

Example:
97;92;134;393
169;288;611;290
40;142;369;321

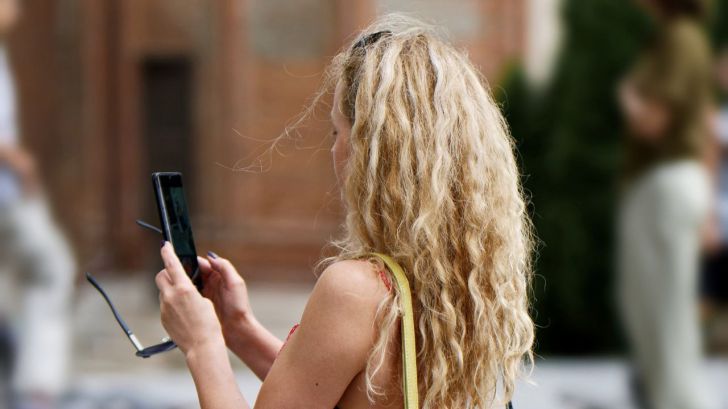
65;274;728;409
62;359;728;409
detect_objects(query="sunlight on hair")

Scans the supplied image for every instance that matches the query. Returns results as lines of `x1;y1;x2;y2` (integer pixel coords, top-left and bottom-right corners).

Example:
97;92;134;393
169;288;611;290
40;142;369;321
317;13;534;409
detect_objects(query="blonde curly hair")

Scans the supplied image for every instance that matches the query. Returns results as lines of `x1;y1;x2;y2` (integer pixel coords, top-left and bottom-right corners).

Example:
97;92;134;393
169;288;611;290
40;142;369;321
318;14;535;409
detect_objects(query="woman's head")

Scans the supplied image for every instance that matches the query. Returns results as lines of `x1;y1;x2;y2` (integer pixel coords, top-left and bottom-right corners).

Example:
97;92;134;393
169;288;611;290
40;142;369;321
324;15;534;408
0;0;19;37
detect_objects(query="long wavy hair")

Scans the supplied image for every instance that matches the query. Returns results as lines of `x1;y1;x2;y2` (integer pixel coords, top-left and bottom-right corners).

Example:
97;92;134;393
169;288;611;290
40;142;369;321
317;15;534;409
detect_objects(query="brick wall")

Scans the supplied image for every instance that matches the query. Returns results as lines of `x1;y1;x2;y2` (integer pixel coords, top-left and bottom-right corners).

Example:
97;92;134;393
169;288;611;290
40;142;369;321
9;0;526;282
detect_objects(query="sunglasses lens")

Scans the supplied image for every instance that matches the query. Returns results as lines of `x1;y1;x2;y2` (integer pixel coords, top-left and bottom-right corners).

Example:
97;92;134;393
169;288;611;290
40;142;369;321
136;340;177;358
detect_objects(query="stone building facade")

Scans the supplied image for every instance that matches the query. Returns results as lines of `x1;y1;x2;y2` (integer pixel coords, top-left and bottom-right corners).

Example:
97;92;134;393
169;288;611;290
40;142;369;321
8;0;526;282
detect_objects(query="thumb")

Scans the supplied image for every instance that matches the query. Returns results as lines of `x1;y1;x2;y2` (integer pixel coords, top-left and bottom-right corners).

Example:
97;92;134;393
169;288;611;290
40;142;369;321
206;252;242;286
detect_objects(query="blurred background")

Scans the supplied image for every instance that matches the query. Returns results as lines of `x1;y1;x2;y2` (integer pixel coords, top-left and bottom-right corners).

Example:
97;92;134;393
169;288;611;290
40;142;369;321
0;0;727;408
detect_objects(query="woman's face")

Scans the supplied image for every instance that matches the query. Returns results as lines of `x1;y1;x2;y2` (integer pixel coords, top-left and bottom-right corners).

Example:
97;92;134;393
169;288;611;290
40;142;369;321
331;80;353;182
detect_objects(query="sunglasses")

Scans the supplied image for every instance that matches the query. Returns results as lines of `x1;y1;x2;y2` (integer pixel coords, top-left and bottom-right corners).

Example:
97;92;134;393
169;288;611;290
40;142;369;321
85;219;177;358
351;30;391;51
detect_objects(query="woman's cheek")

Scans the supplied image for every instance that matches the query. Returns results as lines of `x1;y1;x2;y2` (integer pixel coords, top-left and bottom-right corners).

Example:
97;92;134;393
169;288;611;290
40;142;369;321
332;135;349;180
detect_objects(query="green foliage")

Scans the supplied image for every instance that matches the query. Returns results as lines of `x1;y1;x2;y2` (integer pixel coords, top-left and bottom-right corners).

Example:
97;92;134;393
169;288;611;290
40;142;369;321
501;0;728;355
713;0;728;102
497;0;648;354
712;0;728;48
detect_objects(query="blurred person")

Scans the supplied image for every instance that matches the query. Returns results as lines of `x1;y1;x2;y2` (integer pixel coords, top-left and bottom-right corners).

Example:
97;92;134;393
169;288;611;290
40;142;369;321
0;0;76;408
702;48;728;313
617;0;716;408
697;47;728;352
152;15;533;409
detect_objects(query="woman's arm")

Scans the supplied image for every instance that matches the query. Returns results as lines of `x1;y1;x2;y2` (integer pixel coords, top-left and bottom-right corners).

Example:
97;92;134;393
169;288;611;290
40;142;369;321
620;24;710;141
619;79;671;141
185;338;249;409
196;255;283;380
254;259;389;408
157;243;250;409
158;245;389;409
222;313;282;380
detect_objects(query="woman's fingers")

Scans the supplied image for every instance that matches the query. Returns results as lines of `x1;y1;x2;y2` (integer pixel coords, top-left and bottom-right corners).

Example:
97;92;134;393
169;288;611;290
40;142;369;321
155;269;173;292
198;257;219;299
207;253;241;286
161;242;190;285
198;256;212;273
198;256;215;280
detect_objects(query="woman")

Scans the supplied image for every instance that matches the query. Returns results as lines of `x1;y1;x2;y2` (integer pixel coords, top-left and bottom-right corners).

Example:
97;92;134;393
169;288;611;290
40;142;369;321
156;15;534;409
617;1;716;408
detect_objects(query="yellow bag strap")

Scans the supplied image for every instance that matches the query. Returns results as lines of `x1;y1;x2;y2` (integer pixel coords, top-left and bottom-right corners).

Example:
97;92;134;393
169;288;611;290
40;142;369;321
371;253;419;409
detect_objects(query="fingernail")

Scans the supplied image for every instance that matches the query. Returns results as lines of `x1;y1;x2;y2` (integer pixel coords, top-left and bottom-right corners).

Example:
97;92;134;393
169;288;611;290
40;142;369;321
161;240;167;248
207;251;218;259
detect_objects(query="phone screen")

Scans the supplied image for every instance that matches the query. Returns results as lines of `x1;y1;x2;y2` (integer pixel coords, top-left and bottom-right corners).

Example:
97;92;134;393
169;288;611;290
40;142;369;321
153;173;203;290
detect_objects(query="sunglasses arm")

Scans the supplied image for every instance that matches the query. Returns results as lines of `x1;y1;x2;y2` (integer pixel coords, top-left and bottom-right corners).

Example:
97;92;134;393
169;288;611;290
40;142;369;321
135;219;163;235
86;272;145;352
85;220;178;358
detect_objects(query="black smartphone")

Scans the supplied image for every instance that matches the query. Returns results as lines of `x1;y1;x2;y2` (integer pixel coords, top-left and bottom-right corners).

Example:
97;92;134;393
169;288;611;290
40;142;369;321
152;172;203;291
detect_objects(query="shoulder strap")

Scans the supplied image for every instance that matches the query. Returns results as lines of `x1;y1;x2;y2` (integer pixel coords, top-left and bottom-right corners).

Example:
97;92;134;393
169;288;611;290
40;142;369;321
370;253;419;409
370;254;515;409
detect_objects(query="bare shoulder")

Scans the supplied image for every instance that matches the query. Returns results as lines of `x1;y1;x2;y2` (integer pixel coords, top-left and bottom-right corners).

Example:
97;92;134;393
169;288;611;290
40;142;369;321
257;260;394;408
307;259;390;320
316;259;389;303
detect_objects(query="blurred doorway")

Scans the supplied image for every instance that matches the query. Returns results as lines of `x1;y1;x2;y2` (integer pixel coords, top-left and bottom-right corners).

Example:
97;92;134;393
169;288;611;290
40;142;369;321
141;57;196;235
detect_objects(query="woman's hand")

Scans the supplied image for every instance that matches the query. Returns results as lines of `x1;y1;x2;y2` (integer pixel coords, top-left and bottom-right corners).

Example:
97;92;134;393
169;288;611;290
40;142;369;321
0;145;40;196
197;252;256;340
618;79;669;141
157;243;251;409
198;252;284;381
156;242;225;356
